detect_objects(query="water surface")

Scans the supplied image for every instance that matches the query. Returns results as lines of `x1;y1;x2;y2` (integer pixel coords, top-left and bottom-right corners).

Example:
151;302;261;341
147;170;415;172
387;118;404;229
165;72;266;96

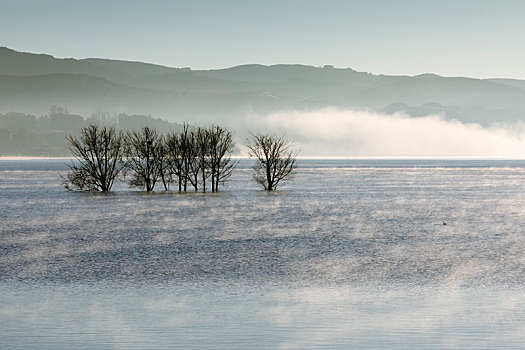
1;159;525;349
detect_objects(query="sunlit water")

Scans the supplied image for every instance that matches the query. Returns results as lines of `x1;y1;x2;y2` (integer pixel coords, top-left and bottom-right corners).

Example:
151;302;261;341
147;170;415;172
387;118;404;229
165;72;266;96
1;159;525;349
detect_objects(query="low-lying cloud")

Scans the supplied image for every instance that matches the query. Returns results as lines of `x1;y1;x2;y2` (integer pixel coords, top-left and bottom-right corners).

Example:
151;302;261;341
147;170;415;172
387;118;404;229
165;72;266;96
252;108;525;157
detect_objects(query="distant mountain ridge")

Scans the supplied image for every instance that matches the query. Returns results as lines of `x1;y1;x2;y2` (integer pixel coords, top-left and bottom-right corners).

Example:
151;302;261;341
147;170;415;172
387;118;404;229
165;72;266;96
1;46;525;125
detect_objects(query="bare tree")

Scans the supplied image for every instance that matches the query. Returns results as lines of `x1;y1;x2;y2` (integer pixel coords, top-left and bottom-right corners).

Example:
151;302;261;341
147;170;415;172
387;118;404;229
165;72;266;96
164;123;195;192
165;130;184;192
157;142;172;191
195;126;211;192
180;123;192;192
63;124;125;192
125;126;164;191
164;124;237;193
208;125;237;192
246;133;297;191
186;130;200;191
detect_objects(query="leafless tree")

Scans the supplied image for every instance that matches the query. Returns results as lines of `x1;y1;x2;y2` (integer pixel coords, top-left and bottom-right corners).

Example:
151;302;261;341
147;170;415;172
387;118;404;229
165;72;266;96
125;126;164;191
186;130;201;191
165;130;184;192
164;123;194;192
246;133;297;191
164;124;236;192
63;124;125;192
180;123;192;191
157;142;172;191
195;126;211;192
208;125;237;192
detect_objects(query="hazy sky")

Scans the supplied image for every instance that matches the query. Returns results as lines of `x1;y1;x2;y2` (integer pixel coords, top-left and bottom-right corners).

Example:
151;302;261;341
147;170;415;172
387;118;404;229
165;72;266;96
1;0;525;78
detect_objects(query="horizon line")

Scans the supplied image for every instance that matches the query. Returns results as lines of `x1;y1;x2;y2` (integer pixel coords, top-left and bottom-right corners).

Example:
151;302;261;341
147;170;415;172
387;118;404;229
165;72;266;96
2;45;521;81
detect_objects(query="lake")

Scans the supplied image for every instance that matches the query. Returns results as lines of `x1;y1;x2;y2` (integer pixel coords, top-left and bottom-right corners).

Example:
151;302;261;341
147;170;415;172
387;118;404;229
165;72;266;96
1;158;525;349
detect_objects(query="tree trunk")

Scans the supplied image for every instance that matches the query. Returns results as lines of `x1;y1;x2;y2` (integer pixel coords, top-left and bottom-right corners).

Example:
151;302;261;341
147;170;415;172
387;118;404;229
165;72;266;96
266;162;273;191
201;162;206;193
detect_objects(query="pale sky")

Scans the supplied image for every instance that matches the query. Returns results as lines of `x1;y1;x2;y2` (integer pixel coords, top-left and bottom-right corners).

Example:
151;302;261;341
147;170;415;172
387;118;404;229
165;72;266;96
1;0;525;78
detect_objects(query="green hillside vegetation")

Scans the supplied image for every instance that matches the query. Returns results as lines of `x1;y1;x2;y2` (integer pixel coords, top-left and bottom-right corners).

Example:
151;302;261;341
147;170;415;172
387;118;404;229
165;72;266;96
0;108;183;156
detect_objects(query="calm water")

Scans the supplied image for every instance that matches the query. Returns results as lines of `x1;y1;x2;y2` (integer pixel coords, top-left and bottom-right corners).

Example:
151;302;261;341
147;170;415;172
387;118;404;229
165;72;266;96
1;159;525;349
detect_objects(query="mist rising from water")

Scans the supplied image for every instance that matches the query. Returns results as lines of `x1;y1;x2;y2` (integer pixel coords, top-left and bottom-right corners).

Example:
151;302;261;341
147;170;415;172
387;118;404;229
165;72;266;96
250;108;525;157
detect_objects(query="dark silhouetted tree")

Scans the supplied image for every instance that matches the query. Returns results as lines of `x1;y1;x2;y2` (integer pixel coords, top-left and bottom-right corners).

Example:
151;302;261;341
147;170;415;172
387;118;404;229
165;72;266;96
63;124;125;191
246;133;297;191
164;124;237;192
180;123;192;191
125;126;164;191
186;130;200;191
165;130;185;192
195;126;211;192
157;142;172;191
208;125;237;192
165;123;194;192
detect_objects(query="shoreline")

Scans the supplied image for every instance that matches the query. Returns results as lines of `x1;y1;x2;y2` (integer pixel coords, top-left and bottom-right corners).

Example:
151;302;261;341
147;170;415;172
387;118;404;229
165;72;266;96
1;156;524;161
0;156;73;160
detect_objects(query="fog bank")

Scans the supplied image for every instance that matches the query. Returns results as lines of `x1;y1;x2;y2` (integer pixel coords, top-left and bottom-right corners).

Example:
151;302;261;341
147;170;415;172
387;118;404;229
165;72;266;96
250;109;525;157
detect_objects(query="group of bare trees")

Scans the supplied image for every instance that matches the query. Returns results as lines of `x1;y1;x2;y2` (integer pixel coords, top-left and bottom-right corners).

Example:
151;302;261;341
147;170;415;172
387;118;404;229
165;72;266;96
64;124;237;192
161;124;238;193
63;123;297;193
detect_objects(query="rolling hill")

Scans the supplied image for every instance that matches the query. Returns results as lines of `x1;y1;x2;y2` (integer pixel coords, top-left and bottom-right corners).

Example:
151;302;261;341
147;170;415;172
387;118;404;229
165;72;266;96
1;46;525;126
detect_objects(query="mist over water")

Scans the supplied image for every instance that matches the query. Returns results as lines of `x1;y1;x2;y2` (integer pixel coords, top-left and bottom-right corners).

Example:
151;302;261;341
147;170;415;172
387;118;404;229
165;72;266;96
1;159;525;349
252;108;525;157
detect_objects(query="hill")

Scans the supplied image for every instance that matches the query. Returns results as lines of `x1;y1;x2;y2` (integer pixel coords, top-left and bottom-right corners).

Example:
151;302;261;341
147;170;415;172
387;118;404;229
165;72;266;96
0;46;525;135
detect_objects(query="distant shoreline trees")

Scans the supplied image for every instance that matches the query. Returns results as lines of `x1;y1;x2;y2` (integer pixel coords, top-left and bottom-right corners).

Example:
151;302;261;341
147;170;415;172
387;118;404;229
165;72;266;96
0;109;186;157
64;123;241;192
